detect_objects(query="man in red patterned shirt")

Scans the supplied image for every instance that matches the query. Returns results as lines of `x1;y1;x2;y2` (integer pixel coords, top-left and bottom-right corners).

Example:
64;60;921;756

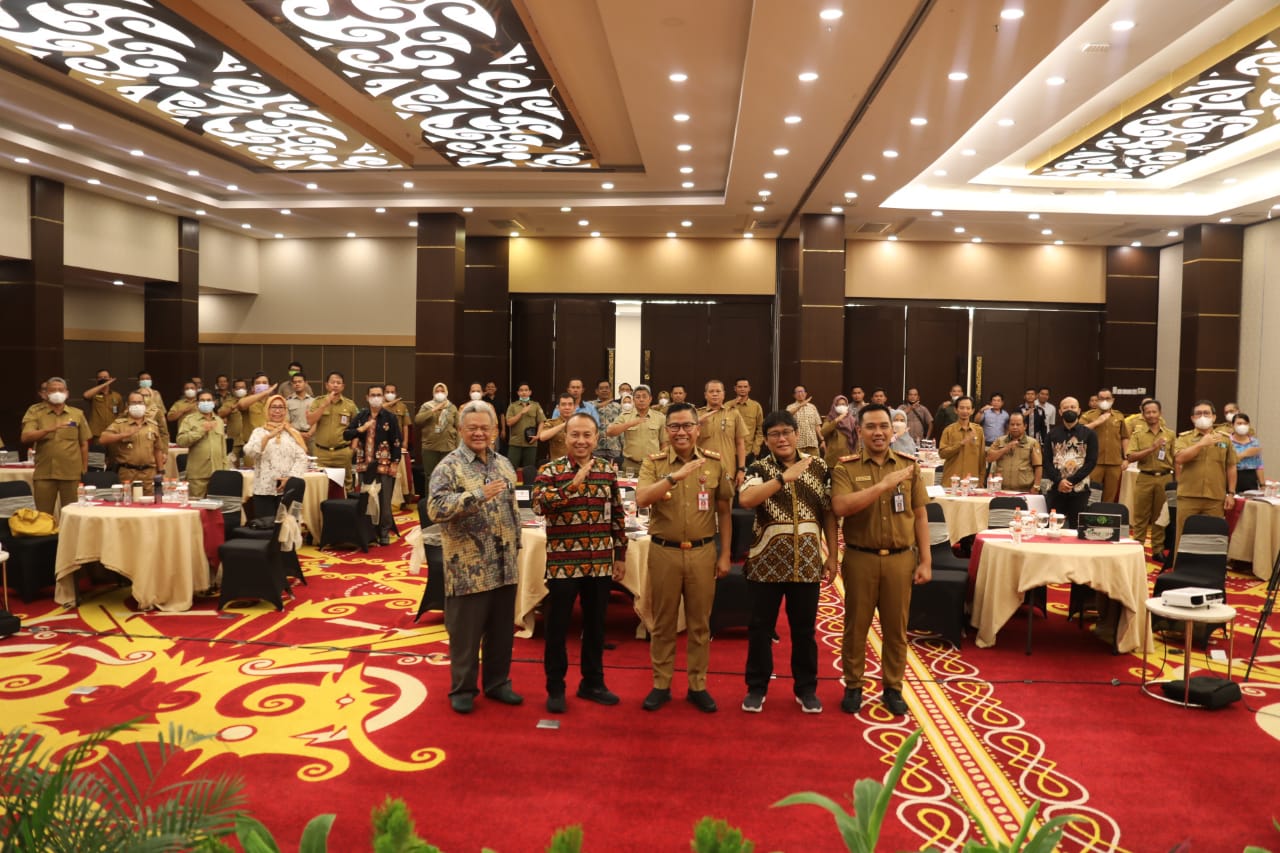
532;411;628;714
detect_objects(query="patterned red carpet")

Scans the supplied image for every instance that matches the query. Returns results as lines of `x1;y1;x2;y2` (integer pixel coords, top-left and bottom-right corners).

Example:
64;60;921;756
3;514;1279;851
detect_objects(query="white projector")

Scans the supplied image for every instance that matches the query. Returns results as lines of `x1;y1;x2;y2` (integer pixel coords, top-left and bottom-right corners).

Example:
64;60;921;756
1161;587;1225;609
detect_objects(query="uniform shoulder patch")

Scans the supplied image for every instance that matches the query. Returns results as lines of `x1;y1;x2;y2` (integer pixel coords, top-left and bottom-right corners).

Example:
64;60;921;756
1177;429;1195;437
702;449;723;459
838;453;860;463
648;452;666;460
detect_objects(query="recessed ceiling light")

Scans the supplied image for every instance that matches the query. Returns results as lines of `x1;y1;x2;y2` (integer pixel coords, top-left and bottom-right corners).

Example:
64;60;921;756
1220;217;1233;223
773;147;789;156
861;173;875;181
743;232;754;238
931;210;943;217
578;219;589;226
669;72;688;82
241;223;251;229
112;279;124;286
681;220;693;227
14;156;29;164
1041;228;1052;235
347;232;357;238
948;71;969;81
226;184;238;191
511;231;521;238
375;207;386;213
560;206;572;212
1046;76;1066;86
306;182;318;190
1130;241;1142;247
763;171;778;179
666;231;677;238
590;231;601;237
280;208;291;215
819;8;843;20
954;226;965;233
87;178;101;185
831;206;843;213
887;235;898;241
57;122;74;130
1111;19;1135;31
145;195;157;202
408;220;418;227
673;113;690;122
961;148;976;156
1000;8;1024;20
883;150;898;158
997;118;1014;127
274;233;283;239
403;181;414;189
681;181;694;188
798;72;819;82
1167;230;1178;237
1054;240;1064;245
1223;177;1238;184
752;204;766;212
784;115;802;125
462;207;474;213
844;191;857;199
971;236;982;243
186;169;199;177
911;117;928;126
677;143;692;152
602;181;614;189
758;189;772;197
129;149;144;157
1028;213;1040;220
194;209;206;216
679;166;694;174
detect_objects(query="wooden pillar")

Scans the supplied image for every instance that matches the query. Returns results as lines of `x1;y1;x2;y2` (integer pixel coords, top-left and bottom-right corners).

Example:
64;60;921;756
775;238;800;404
1102;245;1160;414
144;217;200;404
795;214;845;403
415;213;466;407
462;237;510;396
1178;224;1242;426
0;176;64;441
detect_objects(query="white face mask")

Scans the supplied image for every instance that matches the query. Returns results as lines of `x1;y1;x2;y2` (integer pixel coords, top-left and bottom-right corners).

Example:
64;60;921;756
368;396;383;409
1235;423;1250;435
834;405;849;416
1098;399;1112;411
47;391;67;406
893;421;908;434
433;392;447;403
184;388;197;399
253;384;269;394
128;403;147;418
233;388;247;398
658;397;669;405
1194;415;1214;430
469;391;483;401
197;400;216;414
384;392;396;402
621;402;634;413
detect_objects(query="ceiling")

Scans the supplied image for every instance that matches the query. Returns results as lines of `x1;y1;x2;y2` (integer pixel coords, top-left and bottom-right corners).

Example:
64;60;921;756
3;0;1280;251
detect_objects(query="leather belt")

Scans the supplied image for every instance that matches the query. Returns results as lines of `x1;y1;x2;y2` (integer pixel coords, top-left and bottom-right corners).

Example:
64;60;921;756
1140;470;1173;477
118;463;154;471
846;545;911;556
315;444;348;452
651;535;716;550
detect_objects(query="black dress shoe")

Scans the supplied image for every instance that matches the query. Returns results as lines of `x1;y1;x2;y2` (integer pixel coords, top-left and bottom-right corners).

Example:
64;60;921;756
840;688;863;714
577;685;620;706
450;694;474;714
485;684;524;706
546;692;566;714
686;689;718;713
642;687;671;711
882;688;909;716
378;533;390;546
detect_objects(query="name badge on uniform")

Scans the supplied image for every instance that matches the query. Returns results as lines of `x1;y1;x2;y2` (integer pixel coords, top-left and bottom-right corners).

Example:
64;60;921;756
698;489;710;511
1157;449;1166;461
855;475;872;482
340;415;349;425
892;491;906;513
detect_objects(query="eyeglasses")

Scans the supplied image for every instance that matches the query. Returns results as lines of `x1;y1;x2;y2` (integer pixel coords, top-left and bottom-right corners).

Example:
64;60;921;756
268;405;287;411
462;425;491;434
666;422;697;432
765;428;795;440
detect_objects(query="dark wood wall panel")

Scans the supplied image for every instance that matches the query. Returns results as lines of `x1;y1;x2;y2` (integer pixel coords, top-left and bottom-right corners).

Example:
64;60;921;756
1102;246;1160;412
415;213;465;410
843;305;905;403
463;237;510;396
193;343;416;409
510;298;556;407
904;307;969;407
1177;224;1243;425
775;238;800;402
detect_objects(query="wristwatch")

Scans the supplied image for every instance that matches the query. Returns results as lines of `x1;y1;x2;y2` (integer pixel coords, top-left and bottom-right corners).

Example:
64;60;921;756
665;473;677;486
775;473;786;487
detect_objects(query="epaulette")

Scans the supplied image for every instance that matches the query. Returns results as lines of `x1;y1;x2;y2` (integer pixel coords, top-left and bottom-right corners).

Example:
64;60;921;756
1177;429;1196;437
648;452;666;460
838;453;860;463
897;452;919;462
702;449;722;459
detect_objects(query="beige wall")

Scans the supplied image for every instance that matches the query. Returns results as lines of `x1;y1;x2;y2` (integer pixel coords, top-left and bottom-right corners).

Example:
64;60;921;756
200;225;261;294
64;286;145;340
846;241;1106;303
0;168;29;259
1240;218;1280;437
64;188;178;281
510;237;776;294
1155;243;1183;419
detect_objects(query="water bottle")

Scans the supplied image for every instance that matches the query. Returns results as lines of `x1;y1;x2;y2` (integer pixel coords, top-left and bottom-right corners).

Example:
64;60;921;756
77;482;86;505
122;481;132;505
153;473;163;504
177;481;189;507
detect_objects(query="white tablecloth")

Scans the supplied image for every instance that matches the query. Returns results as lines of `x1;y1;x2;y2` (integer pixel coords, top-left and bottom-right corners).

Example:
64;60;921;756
931;492;1046;544
1228;498;1280;580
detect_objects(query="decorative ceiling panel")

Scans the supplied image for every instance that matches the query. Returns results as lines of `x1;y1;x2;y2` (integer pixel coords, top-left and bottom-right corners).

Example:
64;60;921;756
0;0;402;170
1035;28;1280;181
246;0;597;169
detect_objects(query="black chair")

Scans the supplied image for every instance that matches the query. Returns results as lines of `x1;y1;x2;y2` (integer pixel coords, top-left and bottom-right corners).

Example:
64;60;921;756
0;481;58;603
729;508;754;562
709;561;752;637
80;470;120;489
1068;502;1132;625
207;470;246;538
908;567;968;647
217;515;288;611
319;491;375;552
86;442;108;472
1161;483;1179;570
229;477;307;585
520;464;538;487
987;495;1028;530
413;500;446;619
925;502;969;573
1153;514;1230;645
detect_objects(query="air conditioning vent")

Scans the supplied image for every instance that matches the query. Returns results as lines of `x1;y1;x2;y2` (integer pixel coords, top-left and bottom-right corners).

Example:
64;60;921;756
855;221;893;234
750;219;781;230
490;219;524;231
1081;41;1111;53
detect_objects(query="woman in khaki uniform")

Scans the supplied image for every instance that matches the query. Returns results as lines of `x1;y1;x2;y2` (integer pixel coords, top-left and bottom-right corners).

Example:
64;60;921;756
177;390;229;499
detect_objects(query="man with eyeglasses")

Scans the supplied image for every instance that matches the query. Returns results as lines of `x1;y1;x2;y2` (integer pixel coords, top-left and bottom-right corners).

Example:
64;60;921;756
737;411;838;714
636;402;734;713
831;403;930;717
1172;399;1237;548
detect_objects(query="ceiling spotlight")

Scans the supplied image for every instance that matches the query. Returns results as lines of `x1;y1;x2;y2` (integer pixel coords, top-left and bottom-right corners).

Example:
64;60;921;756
681;220;693;227
752;204;766;212
402;181;414;189
1054;240;1064;245
375;207;386;213
999;187;1012;194
681;181;694;188
971;236;982;243
758;189;772;197
844;191;857;199
590;231;601;237
511;231;521;238
887;235;899;241
961;148;976;156
931;210;943;217
669;72;688;82
997;118;1015;127
954;226;966;233
677;143;692;152
14;156;29;164
578;219;590;226
948;71;968;81
784;115;803;125
666;231;677;238
226;184;238;191
763;171;778;179
773;147;789;156
602;181;615;189
408;220;418;227
1167;230;1178;237
274;233;284;239
819;8;843;20
743;232;754;239
57;122;74;130
306;182;318;190
1046;76;1066;86
798;72;819;82
1041;228;1052;235
186;169;199;176
1028;213;1040;219
462;207;474;213
112;279;124;286
673;113;690;122
861;173;876;181
129;149;144;156
281;209;291;215
195;209;206;215
560;206;572;212
831;206;843;214
1000;8;1024;20
883;150;898;158
1111;19;1135;31
347;232;357;238
145;195;157;202
910;117;928;126
1220;217;1233;223
1130;241;1142;247
240;223;251;229
87;178;101;185
679;166;694;174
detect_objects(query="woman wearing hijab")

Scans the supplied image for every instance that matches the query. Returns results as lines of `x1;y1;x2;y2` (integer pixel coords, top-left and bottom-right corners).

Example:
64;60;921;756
821;394;858;466
242;393;310;520
345;384;403;545
890;408;918;456
415;381;460;484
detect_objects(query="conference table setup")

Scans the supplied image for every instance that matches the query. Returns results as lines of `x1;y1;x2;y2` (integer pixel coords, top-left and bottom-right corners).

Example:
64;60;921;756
235;468;337;540
930;488;1047;545
1227;496;1280;580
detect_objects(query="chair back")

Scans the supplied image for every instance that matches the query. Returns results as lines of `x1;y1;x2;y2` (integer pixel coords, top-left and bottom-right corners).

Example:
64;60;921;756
208;470;244;500
1178;514;1229;556
1085;501;1130;526
0;481;32;499
176;453;189;477
87;443;107;471
280;476;307;508
924;500;951;545
81;470;120;489
987;495;1028;529
521;464;538;487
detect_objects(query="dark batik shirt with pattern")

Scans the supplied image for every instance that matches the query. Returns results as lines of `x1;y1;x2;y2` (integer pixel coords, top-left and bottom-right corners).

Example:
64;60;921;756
739;452;831;583
532;456;627;578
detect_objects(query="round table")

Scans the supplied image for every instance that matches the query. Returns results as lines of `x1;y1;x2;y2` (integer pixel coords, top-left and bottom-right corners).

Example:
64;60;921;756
1141;597;1237;707
236;470;332;539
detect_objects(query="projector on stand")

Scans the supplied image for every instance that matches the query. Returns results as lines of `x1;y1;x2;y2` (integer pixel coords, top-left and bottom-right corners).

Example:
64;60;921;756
1161;587;1225;609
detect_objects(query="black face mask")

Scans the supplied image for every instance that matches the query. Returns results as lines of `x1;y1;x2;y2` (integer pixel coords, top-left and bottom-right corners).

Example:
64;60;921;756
1061;410;1079;425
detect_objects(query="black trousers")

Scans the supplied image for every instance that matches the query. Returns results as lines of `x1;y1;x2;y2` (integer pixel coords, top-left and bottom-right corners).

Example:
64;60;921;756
1046;486;1090;530
361;471;396;534
543;575;612;694
444;584;518;698
1237;469;1259;494
745;580;820;696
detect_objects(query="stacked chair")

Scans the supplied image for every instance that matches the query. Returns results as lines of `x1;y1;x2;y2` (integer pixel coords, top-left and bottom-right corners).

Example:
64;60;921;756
217;476;307;608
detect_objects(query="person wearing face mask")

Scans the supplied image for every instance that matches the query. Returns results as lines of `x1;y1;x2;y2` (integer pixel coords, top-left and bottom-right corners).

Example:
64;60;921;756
237;371;278;439
930;384;965;441
414;382;460;485
889;408;918;457
100;391;166;496
20;377;92;514
383;382;414;502
343;385;403;545
1172;400;1237;547
307;371;360;494
504;382;546;473
1080;389;1130;503
82;369;122;440
1125;399;1175;558
607;385;667;477
938;396;985;485
1220;402;1254;437
217;379;250;465
985;412;1041;492
654;390;672;414
134;371;167;439
1042;396;1098;529
1230;413;1264;494
177;390;228;499
821;395;856;467
167;381;201;426
243;394;311;521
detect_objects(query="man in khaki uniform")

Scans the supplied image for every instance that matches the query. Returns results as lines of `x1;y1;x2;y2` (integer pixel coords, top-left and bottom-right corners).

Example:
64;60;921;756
100;391;168;494
727;378;765;461
20;377;91;513
635;402;733;713
504;382;545;472
537;394;577;462
307;371;359;493
984;412;1042;491
166;381;200;430
1080;389;1129;502
1125;399;1175;556
938;396;985;485
135;372;168;440
218;378;249;464
697;379;747;487
1173;399;1237;549
286;374;316;447
831;403;930;717
415;381;460;485
607;384;666;476
237;372;277;437
81;370;122;439
177;390;228;499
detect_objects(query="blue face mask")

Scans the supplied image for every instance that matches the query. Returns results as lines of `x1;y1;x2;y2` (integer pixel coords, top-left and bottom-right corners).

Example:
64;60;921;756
138;379;152;389
197;400;216;414
519;396;530;402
